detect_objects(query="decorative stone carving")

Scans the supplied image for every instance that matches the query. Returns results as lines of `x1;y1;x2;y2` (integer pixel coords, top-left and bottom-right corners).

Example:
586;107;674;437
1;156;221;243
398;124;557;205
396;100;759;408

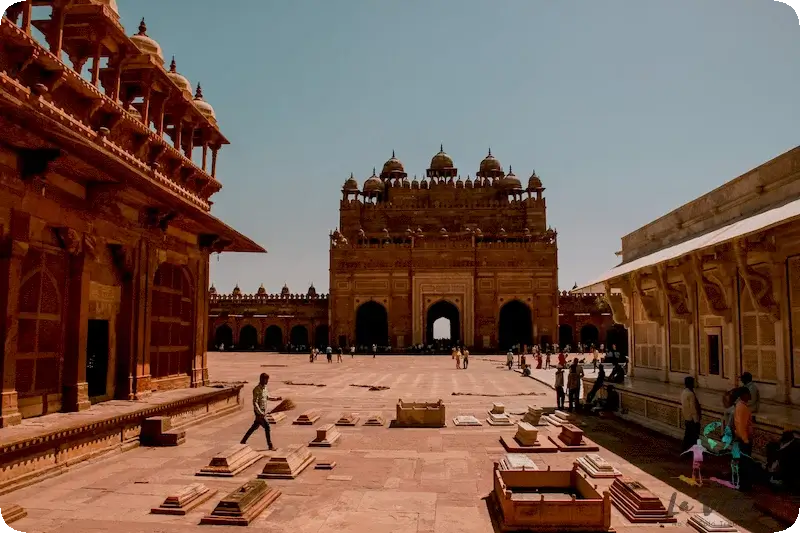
53;226;83;255
735;239;780;322
151;483;217;515
258;445;315;479
691;253;732;322
292;409;321;425
633;271;663;325
391;399;446;428
308;424;341;447
200;480;281;526
143;206;177;232
656;264;692;323
108;243;135;282
195;444;263;477
577;454;621;478
604;280;629;326
609;477;677;524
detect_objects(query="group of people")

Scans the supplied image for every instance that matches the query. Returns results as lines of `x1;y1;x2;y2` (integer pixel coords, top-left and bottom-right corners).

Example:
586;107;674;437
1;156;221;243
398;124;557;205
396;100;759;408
451;347;470;369
309;343;379;362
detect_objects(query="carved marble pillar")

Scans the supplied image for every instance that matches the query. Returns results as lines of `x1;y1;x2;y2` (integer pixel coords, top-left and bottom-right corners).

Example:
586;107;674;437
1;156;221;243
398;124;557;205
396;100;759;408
0;213;30;427
62;247;92;412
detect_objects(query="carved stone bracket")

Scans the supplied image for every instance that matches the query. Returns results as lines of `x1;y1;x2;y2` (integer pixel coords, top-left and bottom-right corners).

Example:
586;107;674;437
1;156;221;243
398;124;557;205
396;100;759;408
108;243;134;282
604;280;628;326
690;252;732;322
633;270;663;326
656;263;692;323
143;207;177;233
735;239;780;322
53;227;83;255
17;148;61;182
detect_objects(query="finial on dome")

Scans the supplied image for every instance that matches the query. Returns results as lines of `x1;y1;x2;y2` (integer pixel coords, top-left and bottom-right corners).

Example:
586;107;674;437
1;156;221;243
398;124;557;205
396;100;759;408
169;56;177;73
488;147;492;156
392;150;395;158
440;143;444;152
194;83;203;100
350;172;354;178
137;18;147;35
372;167;376;175
509;165;513;173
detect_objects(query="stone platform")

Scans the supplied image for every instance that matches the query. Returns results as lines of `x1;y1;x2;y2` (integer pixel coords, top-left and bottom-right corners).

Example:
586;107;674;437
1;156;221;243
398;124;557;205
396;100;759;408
0;353;777;533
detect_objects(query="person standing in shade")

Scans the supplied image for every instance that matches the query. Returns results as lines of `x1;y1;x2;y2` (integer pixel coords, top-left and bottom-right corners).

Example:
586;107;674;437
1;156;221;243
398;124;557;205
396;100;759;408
372;343;377;358
554;365;566;410
240;373;276;451
567;361;581;411
681;376;702;452
326;345;333;363
733;387;754;491
740;372;760;415
586;364;605;404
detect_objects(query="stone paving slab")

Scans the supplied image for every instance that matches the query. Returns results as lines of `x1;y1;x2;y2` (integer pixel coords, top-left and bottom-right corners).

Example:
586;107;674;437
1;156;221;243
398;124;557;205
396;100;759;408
2;353;783;533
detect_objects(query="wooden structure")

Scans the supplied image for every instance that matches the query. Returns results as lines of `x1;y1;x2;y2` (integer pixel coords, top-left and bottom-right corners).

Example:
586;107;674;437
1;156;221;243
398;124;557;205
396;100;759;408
0;2;264;427
391;399;446;428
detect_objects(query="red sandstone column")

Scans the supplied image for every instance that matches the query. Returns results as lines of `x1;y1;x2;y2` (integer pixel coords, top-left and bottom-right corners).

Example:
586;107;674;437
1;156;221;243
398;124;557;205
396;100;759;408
0;212;30;427
132;241;155;397
191;255;209;386
62;249;91;412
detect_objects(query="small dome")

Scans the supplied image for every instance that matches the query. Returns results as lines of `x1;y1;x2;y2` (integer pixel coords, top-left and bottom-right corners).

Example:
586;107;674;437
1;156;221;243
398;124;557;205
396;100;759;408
501;166;522;190
257;283;266;295
528;170;543;189
478;149;503;175
420;179;429;189
429;144;454;170
455;176;463;188
381;151;405;174
209;284;216;294
193;83;216;120
411;176;419;189
232;284;241;296
307;284;317;297
281;284;290;297
167;57;192;95
402;177;410;189
130;19;164;64
343;172;359;192
363;168;384;194
465;176;473;188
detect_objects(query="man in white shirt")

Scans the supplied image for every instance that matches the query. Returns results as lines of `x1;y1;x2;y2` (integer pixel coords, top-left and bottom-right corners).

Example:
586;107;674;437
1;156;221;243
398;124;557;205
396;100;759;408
680;376;701;452
240;373;276;450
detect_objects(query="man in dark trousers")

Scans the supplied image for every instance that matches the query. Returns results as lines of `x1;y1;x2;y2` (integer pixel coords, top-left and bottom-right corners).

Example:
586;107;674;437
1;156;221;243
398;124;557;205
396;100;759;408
586;364;605;404
240;373;276;450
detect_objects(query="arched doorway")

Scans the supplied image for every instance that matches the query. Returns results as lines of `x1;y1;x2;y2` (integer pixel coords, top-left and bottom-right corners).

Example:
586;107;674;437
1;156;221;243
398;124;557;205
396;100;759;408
239;325;258;350
606;324;628;355
426;300;460;346
498;300;533;351
150;263;193;380
264;325;283;351
290;325;309;347
214;324;233;350
355;301;389;347
315;325;329;348
580;324;600;348
558;324;574;350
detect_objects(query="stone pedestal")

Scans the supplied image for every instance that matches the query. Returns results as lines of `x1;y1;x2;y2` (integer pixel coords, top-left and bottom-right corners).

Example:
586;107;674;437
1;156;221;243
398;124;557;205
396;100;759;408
499;453;538;471
0;504;26;525
258;444;315;479
335;413;359;426
266;412;285;424
514;422;538;446
453;415;482;426
500;422;558;453
315;460;336;470
486;412;513;426
151;483;217;515
391;399;446;428
576;455;621;478
293;409;321;425
363;413;385;426
61;382;91;413
687;512;738;532
543;409;574;427
491;403;505;414
0;391;22;428
200;480;281;526
140;416;185;447
559;424;584;446
609;477;677;524
548;423;600;452
521;405;543;425
308;424;341;447
196;444;263;477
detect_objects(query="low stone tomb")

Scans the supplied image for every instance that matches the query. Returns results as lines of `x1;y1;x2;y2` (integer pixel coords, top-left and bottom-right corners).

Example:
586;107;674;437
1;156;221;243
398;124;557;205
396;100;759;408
486;412;514;426
499;453;538;471
258;444;315;479
363;413;385;426
390;399;446;428
489;463;612;532
151;483;217;515
576;454;621;479
292;409;322;425
500;422;558;453
609;477;677;523
266;412;286;424
521;405;544;425
453;415;482;426
140;416;185;447
335;413;359;426
549;423;600;452
196;444;263;477
315;460;337;470
688;512;739;533
308;424;341;447
542;409;575;427
200;480;281;526
0;504;26;525
491;403;505;414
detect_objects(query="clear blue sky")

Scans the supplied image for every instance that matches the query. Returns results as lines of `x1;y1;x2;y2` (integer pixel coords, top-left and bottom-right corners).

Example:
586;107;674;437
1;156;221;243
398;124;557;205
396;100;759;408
116;0;799;295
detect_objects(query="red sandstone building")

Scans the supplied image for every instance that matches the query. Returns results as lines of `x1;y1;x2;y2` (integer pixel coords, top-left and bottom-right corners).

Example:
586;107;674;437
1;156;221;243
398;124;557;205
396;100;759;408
0;1;263;426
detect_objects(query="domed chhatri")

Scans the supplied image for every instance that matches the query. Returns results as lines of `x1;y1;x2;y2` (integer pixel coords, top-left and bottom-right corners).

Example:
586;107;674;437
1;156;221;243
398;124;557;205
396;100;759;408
427;144;457;178
167;57;192;95
363;168;384;194
528;170;543;190
307;284;317;297
501;166;522;190
380;150;407;180
477;148;504;178
342;172;359;192
209;283;217;294
130;18;164;64
257;283;267;295
280;284;290;297
232;284;241;296
193;83;216;120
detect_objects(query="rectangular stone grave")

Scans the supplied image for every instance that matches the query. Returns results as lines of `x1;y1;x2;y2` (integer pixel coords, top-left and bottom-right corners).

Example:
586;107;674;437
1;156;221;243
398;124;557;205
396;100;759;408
486;412;514;426
491;403;505;414
549;423;600;452
258;444;315;479
688;512;738;533
292;409;321;425
515;422;539;446
335;413;359;426
363;413;385;426
609;477;677;523
196;444;263;477
200;480;281;526
453;415;482;426
500;422;558;453
266;412;286;424
499;454;538;471
390;399;446;428
0;504;26;525
151;483;218;515
576;454;621;479
489;463;612;532
542;409;574;427
315;460;336;470
521;406;544;425
308;424;341;447
140;416;185;447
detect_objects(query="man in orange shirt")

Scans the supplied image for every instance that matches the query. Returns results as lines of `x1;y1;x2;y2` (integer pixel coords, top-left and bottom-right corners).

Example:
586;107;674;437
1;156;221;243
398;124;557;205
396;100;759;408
733;387;753;491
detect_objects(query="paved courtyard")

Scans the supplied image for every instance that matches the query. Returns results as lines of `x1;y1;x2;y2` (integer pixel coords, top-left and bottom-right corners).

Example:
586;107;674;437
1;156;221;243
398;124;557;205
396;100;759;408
2;353;783;533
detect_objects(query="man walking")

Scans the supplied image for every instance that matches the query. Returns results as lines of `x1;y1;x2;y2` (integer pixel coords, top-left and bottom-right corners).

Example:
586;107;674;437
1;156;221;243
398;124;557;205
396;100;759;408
681;376;701;452
240;373;276;451
372;343;377;358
